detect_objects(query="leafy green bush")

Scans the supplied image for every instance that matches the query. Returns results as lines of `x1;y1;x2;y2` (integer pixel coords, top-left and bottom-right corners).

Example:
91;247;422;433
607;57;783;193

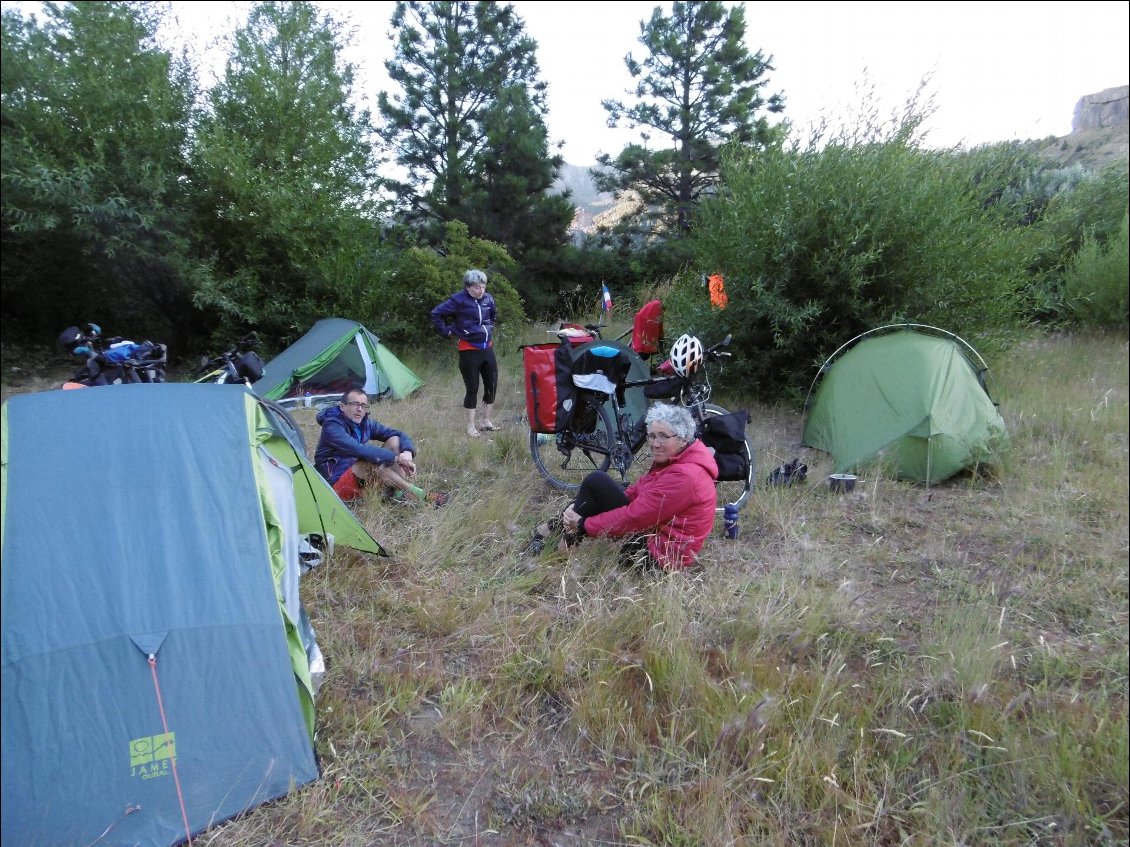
680;118;1029;399
1062;210;1129;329
1025;161;1130;324
375;220;525;348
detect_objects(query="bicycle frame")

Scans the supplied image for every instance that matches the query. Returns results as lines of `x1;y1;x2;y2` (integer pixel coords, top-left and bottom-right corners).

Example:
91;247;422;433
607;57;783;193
528;334;754;511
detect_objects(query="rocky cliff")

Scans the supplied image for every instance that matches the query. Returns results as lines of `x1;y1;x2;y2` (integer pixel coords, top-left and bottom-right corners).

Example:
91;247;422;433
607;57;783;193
1037;85;1129;169
1072;85;1129;131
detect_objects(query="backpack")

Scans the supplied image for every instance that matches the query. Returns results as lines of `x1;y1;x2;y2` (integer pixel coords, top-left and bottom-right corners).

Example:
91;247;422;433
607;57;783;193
631;299;663;357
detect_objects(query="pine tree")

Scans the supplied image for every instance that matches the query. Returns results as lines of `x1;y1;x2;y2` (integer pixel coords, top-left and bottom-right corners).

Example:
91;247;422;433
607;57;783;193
479;85;574;258
377;0;572;263
595;1;784;235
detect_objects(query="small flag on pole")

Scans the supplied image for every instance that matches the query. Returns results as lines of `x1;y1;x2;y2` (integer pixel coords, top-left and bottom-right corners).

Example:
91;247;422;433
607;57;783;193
601;283;613;313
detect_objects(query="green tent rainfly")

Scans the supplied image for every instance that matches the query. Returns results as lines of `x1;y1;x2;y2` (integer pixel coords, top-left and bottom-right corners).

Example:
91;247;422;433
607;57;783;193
253;318;423;407
1;384;384;846
802;325;1009;485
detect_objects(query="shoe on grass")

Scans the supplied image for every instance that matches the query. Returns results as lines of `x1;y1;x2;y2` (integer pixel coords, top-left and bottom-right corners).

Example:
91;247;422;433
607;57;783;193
521;529;546;557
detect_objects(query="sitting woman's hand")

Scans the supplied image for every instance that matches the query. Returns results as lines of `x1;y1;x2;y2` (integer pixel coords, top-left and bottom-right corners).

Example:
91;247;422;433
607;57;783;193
562;505;581;533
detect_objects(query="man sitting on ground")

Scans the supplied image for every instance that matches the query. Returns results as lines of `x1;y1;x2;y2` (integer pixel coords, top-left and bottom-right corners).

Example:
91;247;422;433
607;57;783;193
314;388;447;506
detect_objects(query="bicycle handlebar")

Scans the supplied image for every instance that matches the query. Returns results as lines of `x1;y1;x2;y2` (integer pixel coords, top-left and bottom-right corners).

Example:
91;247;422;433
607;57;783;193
704;334;733;360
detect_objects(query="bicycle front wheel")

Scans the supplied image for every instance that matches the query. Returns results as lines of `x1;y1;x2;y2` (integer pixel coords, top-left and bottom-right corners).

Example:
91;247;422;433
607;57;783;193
700;403;754;512
529;395;614;492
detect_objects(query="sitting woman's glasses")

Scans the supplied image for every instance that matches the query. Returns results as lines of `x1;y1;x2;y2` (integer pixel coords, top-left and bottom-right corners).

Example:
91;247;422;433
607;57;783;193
344;402;370;410
646;431;676;443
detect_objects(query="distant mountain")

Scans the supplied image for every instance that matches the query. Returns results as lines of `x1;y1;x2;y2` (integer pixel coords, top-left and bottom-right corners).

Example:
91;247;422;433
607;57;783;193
552;86;1129;235
554;163;603;207
553;162;632;235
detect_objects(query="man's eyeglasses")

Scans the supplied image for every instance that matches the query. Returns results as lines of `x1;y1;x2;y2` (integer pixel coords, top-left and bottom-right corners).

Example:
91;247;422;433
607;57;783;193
646;431;677;443
343;401;370;410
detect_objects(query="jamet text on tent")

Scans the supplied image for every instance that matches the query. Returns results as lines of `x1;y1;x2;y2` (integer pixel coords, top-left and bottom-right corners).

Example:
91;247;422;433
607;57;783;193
132;759;172;780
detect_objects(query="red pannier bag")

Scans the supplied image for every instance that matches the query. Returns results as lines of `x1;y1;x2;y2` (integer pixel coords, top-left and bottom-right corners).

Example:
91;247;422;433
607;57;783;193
522;342;577;433
631;299;663;357
522;343;559;433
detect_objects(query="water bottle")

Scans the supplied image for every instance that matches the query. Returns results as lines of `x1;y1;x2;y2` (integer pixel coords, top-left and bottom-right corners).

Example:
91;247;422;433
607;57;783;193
724;503;739;540
303;390;312;408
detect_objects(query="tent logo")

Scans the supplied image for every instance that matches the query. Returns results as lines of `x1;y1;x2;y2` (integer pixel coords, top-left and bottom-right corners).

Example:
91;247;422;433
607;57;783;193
129;732;176;780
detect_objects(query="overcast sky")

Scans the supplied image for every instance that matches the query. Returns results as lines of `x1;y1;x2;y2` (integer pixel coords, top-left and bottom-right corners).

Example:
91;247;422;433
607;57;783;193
9;1;1129;165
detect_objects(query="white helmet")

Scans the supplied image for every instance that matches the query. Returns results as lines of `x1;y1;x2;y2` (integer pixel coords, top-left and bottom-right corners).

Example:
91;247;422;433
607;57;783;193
669;333;704;377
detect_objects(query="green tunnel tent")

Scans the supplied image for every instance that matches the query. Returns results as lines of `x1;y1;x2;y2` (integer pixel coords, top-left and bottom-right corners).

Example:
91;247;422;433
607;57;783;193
253;318;423;407
1;384;384;847
801;325;1009;485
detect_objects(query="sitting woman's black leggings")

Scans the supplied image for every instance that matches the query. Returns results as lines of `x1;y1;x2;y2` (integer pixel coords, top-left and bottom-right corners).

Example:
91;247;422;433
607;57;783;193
573;470;628;516
571;471;657;569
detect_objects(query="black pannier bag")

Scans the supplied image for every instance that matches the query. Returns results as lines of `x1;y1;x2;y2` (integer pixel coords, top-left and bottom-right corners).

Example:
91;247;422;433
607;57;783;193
237;351;266;382
567;346;632;433
700;410;752;482
570;347;632;396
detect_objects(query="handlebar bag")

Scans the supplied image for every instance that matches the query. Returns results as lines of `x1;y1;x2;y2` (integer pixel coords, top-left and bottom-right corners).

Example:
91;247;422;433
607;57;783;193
237;351;266;382
700;410;752;481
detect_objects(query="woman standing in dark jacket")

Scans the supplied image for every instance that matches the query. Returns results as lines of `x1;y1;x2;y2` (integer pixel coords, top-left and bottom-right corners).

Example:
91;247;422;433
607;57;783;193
430;269;499;437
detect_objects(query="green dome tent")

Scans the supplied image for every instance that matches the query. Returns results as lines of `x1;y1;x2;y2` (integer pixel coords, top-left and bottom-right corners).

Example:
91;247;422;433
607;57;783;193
1;385;384;846
253;318;423;407
802;325;1009;484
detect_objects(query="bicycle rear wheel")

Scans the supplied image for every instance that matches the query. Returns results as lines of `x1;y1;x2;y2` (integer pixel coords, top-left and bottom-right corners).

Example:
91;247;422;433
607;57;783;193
700;403;754;512
529;395;615;492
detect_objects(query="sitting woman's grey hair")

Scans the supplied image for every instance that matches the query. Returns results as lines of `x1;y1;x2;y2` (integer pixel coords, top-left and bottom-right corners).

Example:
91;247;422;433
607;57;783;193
463;268;487;287
645;403;697;443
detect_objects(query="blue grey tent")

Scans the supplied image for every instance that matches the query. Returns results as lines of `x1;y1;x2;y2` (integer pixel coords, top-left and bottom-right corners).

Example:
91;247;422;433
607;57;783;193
1;385;383;846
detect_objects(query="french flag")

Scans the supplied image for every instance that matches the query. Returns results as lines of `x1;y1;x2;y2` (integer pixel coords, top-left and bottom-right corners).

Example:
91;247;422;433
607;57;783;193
601;283;613;313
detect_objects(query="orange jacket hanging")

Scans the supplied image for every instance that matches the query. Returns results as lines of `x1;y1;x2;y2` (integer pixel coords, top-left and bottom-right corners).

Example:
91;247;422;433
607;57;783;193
708;274;728;309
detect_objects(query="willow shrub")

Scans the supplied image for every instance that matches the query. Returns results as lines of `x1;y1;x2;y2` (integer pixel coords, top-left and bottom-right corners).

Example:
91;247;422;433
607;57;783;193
1027;161;1130;324
676;125;1033;400
1062;210;1129;329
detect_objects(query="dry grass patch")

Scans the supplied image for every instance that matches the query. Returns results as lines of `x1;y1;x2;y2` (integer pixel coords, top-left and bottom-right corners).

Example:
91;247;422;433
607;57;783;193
4;331;1125;846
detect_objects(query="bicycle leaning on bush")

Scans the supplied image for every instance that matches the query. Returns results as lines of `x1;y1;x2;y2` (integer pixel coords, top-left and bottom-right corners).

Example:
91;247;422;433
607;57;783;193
527;328;754;512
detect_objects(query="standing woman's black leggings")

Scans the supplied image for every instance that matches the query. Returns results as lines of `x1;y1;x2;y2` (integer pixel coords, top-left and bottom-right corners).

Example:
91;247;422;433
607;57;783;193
458;347;498;409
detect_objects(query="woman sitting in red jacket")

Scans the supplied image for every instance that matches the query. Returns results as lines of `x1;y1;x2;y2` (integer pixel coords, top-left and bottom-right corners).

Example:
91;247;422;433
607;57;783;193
525;403;719;570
